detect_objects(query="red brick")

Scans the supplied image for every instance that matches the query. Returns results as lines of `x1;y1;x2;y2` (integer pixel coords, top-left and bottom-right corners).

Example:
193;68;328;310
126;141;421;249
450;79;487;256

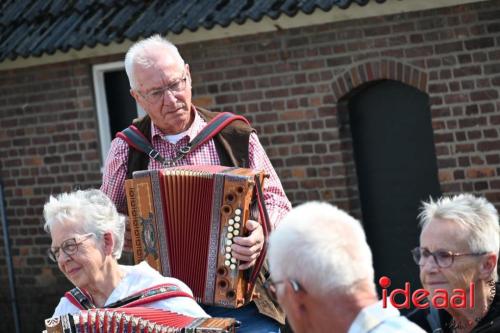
466;167;496;178
436;41;463;54
477;140;500;151
471;90;499;101
405;45;433;58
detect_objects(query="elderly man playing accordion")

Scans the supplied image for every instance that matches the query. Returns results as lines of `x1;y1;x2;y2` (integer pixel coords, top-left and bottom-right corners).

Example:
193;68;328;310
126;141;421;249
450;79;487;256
44;189;207;318
100;34;291;332
407;194;500;333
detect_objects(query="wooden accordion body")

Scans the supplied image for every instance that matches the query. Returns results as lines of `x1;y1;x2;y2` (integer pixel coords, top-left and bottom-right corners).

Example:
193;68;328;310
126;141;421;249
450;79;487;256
43;307;236;333
125;165;267;308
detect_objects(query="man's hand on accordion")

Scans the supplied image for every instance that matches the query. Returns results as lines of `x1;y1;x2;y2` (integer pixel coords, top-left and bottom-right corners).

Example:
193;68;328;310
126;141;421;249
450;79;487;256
231;220;264;270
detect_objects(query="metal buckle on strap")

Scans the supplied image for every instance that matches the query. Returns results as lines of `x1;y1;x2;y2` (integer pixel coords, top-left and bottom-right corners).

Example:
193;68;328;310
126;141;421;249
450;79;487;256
178;145;191;154
148;149;160;160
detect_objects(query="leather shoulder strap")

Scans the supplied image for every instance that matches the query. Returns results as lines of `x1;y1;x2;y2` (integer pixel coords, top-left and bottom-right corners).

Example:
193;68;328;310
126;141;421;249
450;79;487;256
64;288;96;310
197;107;254;167
125;108;255;177
106;283;193;308
126;115;152;179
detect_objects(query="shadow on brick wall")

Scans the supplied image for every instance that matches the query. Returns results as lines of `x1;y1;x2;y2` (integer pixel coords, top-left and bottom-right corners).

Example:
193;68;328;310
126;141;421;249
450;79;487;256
0;281;72;333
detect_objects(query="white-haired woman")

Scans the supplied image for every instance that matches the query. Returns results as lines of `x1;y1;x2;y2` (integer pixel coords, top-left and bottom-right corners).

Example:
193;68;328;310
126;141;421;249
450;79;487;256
407;194;500;333
44;189;207;318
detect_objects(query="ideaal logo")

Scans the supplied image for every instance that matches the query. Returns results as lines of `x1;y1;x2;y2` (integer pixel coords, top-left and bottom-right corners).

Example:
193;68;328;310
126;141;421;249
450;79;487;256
379;276;475;309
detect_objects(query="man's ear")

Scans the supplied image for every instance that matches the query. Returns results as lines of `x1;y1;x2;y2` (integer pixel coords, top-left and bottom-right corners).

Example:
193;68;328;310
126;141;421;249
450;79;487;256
102;232;115;256
185;64;192;85
479;253;497;280
281;281;309;331
130;89;139;100
284;281;307;313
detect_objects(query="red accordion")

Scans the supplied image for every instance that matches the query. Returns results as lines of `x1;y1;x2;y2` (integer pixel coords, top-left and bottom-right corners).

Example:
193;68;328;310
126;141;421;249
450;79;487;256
43;307;237;333
125;165;270;308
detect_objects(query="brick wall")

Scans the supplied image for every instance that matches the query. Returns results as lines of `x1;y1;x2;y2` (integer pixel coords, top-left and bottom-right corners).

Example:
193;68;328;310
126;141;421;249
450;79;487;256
183;0;500;215
0;0;499;331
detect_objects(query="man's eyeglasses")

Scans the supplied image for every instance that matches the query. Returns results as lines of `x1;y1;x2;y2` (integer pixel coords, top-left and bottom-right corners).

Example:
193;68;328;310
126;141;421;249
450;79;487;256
263;278;303;303
411;247;487;268
139;72;188;104
48;233;94;262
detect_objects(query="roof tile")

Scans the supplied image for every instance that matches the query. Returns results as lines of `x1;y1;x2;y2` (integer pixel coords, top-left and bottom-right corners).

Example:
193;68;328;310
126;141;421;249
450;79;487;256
0;0;387;62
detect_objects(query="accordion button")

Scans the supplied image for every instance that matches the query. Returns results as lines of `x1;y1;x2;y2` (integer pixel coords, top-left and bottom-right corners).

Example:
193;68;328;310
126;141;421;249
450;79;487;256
227;233;233;239
234;216;241;222
228;226;234;232
234;223;241;229
225;253;231;259
225;260;231;266
226;239;233;246
235;208;242;215
230;264;236;270
233;230;240;236
228;219;234;225
226;246;232;252
231;257;237;263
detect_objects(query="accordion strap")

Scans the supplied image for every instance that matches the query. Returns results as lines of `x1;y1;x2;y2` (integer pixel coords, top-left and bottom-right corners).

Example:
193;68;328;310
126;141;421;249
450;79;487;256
65;287;96;310
247;175;272;298
112;283;193;308
64;283;193;310
117;112;250;167
117;125;167;165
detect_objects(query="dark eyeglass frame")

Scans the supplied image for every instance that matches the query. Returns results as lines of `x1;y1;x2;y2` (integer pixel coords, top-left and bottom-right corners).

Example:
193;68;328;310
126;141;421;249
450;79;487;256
263;278;303;303
48;233;94;262
138;70;188;104
411;246;487;268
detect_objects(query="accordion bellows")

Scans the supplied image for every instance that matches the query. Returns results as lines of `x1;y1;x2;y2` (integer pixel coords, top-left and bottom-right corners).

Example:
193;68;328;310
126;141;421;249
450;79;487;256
43;307;236;333
125;165;267;308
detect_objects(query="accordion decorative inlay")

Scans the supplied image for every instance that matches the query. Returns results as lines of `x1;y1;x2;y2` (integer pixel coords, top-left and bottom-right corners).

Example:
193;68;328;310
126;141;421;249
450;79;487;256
125;165;269;308
43;307;237;333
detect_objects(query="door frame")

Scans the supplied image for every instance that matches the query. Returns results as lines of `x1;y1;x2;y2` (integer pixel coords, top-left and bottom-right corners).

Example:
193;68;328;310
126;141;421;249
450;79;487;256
92;61;145;168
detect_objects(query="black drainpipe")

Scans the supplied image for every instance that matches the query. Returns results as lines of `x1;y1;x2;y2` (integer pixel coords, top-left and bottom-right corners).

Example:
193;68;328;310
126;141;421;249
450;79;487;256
0;179;21;333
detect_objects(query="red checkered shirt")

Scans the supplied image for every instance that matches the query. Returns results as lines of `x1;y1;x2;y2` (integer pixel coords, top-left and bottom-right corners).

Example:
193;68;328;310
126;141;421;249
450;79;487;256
100;110;291;228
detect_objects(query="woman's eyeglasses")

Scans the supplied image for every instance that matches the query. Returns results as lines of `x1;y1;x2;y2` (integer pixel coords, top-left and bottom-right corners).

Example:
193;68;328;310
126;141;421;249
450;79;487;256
411;246;487;268
263;278;303;303
48;233;94;262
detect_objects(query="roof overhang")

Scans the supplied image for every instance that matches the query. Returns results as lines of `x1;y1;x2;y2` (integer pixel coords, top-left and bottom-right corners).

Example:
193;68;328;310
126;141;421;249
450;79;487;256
0;0;489;71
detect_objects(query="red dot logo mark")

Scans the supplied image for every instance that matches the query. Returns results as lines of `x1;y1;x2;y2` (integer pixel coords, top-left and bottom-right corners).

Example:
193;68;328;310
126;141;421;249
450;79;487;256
379;276;391;288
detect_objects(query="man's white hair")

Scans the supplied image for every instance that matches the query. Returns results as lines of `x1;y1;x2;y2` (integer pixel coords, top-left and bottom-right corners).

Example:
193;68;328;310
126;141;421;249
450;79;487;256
419;194;499;280
43;189;126;259
268;202;375;296
124;34;185;89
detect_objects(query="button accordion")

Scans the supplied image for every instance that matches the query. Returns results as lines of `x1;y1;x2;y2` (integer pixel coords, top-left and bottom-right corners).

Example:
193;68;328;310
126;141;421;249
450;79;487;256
43;307;237;333
124;165;271;308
